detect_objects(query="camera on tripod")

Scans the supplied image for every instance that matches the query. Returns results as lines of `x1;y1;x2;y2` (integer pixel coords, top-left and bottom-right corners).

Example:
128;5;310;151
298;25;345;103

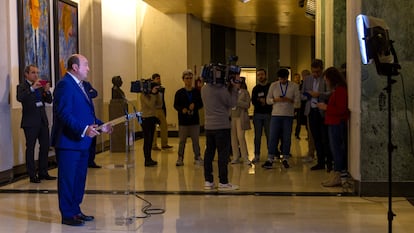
201;55;241;86
130;79;162;95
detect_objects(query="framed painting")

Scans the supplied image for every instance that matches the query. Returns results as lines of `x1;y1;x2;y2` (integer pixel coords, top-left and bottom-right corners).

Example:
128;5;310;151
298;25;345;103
54;0;79;83
18;0;52;84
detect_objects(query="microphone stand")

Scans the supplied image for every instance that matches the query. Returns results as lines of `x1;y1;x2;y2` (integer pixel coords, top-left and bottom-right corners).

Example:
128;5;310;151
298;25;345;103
99;100;142;228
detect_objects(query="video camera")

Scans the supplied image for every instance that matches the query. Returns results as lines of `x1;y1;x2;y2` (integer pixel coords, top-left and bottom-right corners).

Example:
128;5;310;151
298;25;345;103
130;79;163;95
201;55;241;86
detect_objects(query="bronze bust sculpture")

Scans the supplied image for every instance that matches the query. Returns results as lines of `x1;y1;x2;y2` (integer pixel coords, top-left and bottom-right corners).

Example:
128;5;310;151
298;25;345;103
111;76;125;100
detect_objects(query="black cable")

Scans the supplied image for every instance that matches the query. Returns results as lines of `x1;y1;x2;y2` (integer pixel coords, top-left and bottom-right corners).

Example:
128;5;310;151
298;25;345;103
398;73;414;155
133;194;165;219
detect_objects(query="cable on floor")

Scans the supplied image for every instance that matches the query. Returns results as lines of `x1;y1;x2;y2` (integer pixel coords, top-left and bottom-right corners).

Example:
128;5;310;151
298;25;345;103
133;194;165;219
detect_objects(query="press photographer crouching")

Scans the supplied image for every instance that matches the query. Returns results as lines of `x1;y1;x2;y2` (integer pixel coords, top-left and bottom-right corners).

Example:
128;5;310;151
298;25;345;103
200;56;241;191
131;79;162;166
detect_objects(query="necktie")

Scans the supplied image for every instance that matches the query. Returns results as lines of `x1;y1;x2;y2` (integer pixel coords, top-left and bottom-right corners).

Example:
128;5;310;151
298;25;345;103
79;82;90;101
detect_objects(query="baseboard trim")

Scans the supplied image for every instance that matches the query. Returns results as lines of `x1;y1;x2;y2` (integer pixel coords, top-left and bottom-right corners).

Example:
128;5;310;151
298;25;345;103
358;181;414;196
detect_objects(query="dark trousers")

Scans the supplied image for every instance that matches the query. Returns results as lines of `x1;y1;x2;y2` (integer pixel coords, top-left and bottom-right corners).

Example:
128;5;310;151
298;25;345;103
23;126;50;178
308;108;332;167
204;129;231;184
295;100;308;136
141;117;157;160
57;148;89;218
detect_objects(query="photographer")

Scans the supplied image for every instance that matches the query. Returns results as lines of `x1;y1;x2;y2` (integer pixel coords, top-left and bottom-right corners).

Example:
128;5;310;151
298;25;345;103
151;73;173;150
201;73;240;191
140;82;162;167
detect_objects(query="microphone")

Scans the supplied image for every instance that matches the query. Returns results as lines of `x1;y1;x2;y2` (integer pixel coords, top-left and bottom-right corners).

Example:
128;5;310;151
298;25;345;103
123;97;142;124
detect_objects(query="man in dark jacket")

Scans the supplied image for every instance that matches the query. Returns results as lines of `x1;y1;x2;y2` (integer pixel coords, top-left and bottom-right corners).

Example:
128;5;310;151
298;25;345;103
173;69;203;166
17;64;55;183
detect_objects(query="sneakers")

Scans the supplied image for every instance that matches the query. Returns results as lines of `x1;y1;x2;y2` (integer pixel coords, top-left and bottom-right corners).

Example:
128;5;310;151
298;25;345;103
218;183;239;191
310;164;325;171
176;157;184;166
301;156;314;163
261;160;273;169
194;157;204;165
204;181;240;191
231;158;251;165
281;159;290;168
321;171;341;187
204;181;215;190
230;158;241;164
252;157;260;164
162;145;173;149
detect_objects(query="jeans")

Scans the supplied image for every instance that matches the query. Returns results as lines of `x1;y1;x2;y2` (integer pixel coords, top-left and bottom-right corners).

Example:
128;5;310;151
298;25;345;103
328;121;348;172
253;113;270;157
204;129;231;184
267;116;293;160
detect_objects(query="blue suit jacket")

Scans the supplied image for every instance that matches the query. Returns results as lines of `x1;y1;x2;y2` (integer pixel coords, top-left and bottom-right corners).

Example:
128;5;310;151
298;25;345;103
51;73;102;151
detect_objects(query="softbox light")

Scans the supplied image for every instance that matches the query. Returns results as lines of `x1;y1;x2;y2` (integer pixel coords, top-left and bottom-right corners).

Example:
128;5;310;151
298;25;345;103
356;14;399;76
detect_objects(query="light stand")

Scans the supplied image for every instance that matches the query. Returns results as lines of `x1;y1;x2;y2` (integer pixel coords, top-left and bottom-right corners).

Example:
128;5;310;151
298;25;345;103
375;41;400;233
356;15;401;233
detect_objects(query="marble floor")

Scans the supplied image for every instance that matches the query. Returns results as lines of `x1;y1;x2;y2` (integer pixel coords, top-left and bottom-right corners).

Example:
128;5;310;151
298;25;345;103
1;128;413;232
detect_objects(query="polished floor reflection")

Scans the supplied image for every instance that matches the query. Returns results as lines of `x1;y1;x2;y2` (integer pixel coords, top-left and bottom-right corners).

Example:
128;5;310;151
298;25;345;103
1;128;413;232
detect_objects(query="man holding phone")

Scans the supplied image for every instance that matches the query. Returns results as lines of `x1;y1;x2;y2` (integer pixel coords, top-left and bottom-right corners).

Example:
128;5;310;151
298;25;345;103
261;68;300;169
302;59;332;172
17;64;55;183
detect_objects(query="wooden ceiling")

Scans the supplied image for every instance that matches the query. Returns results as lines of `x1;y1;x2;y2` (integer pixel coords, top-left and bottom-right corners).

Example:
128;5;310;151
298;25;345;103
143;0;315;36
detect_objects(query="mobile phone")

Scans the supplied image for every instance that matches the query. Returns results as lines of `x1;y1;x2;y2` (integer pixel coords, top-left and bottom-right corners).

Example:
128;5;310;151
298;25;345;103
39;80;48;86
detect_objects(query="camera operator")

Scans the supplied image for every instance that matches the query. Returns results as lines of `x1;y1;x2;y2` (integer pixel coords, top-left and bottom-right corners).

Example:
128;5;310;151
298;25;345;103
201;74;241;191
151;73;173;150
140;82;162;167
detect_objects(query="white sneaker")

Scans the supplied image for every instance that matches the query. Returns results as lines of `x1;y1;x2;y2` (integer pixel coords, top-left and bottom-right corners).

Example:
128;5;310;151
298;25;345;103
204;181;215;190
218;183;239;191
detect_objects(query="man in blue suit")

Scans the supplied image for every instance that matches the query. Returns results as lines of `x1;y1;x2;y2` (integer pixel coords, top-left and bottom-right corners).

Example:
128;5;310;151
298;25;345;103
52;54;112;226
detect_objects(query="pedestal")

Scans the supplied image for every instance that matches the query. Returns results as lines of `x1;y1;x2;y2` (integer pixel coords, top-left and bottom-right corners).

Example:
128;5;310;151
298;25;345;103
109;99;128;152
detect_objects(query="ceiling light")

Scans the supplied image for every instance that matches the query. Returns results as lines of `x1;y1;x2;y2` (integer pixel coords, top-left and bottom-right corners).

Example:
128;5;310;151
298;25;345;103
240;0;251;3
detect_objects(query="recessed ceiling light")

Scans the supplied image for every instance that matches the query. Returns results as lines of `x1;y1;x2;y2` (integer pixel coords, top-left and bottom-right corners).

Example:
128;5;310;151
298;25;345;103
240;0;251;3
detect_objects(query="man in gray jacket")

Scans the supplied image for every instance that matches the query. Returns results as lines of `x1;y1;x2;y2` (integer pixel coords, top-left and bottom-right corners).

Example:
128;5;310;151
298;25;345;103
201;75;240;191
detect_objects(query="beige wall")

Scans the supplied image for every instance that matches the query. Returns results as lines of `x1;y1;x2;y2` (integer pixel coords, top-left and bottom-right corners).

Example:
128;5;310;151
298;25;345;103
139;5;188;130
